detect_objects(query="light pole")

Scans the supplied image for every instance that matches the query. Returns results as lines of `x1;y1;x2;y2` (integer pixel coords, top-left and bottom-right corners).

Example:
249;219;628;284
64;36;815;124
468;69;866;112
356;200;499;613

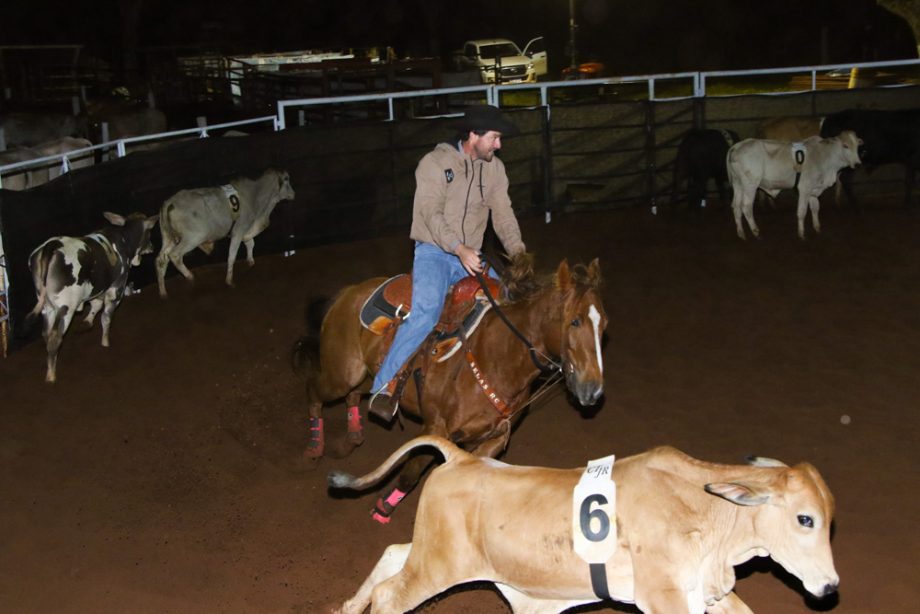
568;0;578;71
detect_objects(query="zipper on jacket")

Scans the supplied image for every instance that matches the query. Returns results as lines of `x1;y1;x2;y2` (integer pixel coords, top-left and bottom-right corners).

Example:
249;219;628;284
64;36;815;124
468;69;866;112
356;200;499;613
462;159;475;245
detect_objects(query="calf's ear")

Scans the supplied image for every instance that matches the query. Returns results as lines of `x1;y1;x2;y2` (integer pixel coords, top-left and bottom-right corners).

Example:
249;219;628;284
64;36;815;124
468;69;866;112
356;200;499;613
103;211;126;226
144;214;160;228
705;481;770;506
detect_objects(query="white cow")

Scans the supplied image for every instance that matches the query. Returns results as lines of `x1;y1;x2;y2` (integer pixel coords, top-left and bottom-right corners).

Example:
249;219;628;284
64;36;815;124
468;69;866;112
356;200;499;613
0;147;41;191
330;436;839;614
34;137;95;182
727;130;861;240
0;112;88;148
0;137;94;190
156;168;295;297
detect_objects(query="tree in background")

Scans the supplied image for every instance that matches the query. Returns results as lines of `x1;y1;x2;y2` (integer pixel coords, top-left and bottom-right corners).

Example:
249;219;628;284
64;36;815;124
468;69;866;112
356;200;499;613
878;0;920;55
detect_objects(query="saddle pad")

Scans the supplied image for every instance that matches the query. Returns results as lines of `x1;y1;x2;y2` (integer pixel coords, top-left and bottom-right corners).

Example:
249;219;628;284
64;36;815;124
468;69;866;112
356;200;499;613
360;274;411;335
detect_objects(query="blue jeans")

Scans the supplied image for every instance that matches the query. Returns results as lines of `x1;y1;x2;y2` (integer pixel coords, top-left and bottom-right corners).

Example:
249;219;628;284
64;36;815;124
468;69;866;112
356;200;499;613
372;241;495;392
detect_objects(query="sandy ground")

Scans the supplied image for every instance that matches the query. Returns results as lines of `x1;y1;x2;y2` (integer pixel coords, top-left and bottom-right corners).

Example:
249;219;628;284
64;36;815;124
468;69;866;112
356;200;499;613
1;201;918;613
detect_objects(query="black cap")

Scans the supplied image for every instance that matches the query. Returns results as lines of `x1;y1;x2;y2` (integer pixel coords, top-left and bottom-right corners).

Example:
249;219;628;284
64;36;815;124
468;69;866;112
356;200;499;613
455;104;520;136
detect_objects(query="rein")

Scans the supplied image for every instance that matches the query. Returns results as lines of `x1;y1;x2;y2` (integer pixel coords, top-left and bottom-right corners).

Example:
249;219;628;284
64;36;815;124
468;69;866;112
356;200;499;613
473;266;560;376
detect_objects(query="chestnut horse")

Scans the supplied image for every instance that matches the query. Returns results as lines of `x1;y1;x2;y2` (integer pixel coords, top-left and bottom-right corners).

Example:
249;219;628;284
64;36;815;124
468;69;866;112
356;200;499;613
297;254;607;521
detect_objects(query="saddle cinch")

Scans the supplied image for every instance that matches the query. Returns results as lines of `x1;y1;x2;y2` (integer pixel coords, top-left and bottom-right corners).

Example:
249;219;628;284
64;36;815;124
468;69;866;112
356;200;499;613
360;274;501;363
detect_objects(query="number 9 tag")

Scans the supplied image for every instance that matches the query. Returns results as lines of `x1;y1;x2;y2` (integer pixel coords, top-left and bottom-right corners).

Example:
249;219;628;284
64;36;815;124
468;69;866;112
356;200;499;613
572;455;617;564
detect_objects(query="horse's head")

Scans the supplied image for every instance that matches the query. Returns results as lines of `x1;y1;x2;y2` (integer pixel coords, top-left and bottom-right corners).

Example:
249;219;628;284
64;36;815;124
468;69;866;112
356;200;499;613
555;258;607;406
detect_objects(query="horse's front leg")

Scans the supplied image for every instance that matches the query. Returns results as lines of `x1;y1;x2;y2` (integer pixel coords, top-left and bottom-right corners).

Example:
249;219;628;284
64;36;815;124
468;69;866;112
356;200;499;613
466;421;512;459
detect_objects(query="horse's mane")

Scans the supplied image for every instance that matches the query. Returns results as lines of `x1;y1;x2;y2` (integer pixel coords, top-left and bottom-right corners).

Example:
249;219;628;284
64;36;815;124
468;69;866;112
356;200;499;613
500;252;601;303
500;252;541;301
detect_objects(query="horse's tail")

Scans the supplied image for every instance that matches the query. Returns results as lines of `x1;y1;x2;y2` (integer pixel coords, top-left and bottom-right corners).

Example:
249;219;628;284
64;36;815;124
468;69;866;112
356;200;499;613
291;335;318;373
327;436;463;491
291;297;329;373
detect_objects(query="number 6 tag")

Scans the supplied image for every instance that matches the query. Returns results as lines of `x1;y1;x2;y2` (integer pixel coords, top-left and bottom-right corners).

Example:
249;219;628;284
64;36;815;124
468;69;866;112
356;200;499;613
572;455;617;564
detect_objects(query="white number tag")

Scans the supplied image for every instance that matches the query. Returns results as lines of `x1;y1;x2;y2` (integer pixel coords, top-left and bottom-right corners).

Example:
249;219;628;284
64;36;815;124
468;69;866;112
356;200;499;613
572;455;617;564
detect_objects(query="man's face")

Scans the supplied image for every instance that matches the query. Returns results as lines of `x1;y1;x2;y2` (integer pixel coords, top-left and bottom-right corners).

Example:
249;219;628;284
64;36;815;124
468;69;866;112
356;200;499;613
470;130;502;161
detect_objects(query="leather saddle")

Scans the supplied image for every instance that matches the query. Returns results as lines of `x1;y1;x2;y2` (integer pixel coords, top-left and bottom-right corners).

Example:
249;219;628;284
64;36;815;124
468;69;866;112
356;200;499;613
360;274;501;362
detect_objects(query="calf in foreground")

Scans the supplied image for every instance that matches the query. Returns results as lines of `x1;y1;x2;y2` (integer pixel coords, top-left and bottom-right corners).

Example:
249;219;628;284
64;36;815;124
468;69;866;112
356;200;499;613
155;168;295;297
28;212;159;383
727;130;861;239
329;436;838;614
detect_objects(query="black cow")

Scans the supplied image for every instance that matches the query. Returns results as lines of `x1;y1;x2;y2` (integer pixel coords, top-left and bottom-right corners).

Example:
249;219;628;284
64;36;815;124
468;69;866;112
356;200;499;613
820;108;920;207
27;212;158;383
671;128;741;209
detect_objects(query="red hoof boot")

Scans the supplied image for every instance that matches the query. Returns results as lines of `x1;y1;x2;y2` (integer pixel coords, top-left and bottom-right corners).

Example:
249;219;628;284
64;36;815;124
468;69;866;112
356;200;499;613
346;406;364;446
304;417;324;459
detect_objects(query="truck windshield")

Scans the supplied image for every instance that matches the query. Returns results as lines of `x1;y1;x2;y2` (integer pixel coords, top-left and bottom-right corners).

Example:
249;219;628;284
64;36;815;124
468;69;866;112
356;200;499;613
479;43;521;60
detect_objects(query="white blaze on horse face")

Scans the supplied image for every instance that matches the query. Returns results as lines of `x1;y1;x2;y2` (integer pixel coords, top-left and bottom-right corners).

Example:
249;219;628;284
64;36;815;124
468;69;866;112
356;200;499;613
588;304;603;374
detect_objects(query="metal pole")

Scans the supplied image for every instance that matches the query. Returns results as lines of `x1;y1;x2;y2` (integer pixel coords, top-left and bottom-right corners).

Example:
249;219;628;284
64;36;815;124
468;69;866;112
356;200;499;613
568;0;578;71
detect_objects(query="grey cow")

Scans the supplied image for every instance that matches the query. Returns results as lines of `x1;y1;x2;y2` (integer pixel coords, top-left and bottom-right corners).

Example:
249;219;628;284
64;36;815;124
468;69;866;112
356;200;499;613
156;168;295;298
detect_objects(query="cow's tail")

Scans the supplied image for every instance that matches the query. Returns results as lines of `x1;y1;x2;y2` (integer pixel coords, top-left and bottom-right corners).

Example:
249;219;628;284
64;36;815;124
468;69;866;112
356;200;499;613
25;245;53;326
160;201;181;246
328;436;463;491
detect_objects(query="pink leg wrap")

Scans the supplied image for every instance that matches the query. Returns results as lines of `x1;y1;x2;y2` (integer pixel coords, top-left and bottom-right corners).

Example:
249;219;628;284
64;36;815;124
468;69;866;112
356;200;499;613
384;488;406;507
346;406;362;433
305;417;324;458
372;487;406;524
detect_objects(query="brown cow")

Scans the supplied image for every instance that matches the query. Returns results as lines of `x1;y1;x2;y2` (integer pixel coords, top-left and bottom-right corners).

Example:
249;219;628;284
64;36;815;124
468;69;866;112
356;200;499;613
330;436;838;614
756;116;824;142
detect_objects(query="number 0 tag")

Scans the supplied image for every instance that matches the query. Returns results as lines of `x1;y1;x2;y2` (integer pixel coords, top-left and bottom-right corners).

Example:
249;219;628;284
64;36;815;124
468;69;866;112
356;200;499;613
572;455;617;564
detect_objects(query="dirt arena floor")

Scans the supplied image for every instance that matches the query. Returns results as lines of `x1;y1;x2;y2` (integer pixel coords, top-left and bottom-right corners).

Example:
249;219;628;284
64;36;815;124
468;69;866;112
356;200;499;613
1;200;918;613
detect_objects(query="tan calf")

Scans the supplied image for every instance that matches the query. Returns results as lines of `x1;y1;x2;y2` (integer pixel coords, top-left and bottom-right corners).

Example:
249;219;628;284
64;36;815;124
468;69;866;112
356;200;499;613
329;436;837;614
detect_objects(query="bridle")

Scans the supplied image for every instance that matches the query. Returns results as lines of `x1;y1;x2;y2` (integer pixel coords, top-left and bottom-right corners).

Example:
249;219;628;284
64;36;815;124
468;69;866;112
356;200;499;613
473;263;561;376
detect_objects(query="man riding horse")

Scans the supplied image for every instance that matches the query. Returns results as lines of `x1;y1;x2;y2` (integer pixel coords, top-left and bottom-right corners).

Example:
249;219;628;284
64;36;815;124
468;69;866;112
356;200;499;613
368;104;526;419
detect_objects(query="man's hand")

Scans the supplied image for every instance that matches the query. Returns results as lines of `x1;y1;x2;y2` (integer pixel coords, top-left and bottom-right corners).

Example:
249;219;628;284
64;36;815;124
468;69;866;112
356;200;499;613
455;244;483;275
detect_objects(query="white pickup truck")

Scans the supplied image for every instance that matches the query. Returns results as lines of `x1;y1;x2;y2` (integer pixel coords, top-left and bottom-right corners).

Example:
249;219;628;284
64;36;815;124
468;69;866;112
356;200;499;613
452;38;547;84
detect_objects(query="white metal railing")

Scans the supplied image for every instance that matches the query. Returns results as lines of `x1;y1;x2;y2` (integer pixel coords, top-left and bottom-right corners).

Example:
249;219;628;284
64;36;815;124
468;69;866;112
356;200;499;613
0;114;277;188
276;85;494;128
5;56;918;186
697;57;920;96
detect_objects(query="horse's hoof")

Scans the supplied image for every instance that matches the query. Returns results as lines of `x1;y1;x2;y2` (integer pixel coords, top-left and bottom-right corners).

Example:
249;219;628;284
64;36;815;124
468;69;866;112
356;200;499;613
371;510;391;524
326;438;358;459
303;445;324;460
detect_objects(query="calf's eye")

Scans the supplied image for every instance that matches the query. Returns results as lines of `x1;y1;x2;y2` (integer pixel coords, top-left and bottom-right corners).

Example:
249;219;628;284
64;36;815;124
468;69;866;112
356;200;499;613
797;514;814;528
571;318;581;327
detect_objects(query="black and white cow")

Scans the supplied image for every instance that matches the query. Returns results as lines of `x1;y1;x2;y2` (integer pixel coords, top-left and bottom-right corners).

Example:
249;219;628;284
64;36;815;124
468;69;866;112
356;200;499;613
27;212;159;383
820;108;920;207
670;128;740;209
156;168;295;298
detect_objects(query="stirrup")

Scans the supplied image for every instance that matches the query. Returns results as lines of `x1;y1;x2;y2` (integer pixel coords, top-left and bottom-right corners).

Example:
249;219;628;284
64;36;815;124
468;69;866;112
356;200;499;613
368;389;398;421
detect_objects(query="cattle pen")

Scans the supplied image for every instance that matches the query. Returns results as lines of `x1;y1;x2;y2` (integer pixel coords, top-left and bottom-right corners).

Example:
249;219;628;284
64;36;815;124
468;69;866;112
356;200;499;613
1;52;920;612
2;56;919;356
